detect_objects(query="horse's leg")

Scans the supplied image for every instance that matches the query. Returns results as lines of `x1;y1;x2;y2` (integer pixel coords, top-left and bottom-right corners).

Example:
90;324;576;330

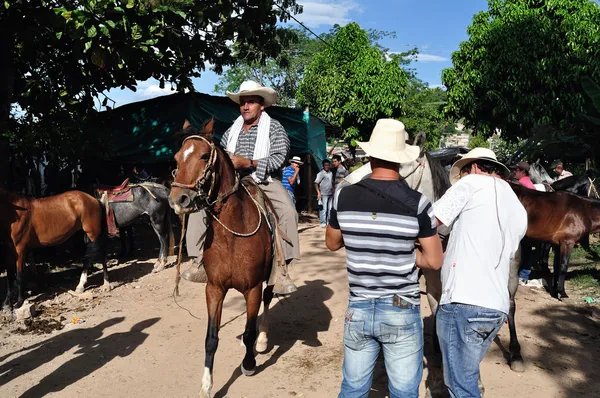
508;246;524;372
556;242;574;300
201;283;226;398
241;284;263;376
127;226;135;254
15;248;26;308
2;263;15;312
256;284;274;353
118;227;128;258
423;268;442;353
150;212;169;272
551;244;561;296
75;258;91;294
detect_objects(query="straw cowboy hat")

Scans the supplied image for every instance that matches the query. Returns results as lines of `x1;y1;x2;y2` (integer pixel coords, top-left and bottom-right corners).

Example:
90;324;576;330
449;147;510;184
226;80;278;107
289;156;304;165
357;119;421;164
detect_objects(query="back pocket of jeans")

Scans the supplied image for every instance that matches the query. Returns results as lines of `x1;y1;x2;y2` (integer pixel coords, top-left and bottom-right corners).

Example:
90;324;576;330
379;321;418;344
465;316;503;345
344;320;366;350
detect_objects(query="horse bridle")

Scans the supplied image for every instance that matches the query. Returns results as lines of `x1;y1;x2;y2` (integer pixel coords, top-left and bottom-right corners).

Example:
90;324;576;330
171;135;238;208
170;135;263;237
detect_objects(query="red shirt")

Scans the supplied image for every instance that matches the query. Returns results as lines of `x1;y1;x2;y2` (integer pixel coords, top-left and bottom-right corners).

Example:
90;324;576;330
519;176;536;190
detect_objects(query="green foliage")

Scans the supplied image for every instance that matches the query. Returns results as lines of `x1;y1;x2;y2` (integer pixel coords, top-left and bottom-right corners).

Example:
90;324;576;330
402;78;452;150
1;0;300;157
296;23;410;144
488;134;521;163
468;133;489;149
443;0;600;156
214;28;327;107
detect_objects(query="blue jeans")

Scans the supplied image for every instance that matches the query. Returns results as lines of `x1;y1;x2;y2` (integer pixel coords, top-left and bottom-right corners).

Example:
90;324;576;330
437;303;506;398
339;297;423;398
286;189;296;205
319;194;333;225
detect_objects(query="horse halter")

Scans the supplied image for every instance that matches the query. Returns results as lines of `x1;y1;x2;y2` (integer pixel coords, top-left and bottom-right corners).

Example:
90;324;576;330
170;135;219;206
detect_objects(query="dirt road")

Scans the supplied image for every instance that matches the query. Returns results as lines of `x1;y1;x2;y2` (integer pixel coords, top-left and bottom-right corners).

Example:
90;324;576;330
1;223;599;397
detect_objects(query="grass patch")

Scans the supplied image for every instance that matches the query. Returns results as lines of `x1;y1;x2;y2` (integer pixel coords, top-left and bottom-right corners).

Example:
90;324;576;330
569;263;600;297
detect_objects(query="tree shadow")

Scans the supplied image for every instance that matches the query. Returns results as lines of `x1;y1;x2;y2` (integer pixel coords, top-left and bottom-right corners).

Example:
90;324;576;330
0;317;160;397
214;279;334;398
526;305;600;397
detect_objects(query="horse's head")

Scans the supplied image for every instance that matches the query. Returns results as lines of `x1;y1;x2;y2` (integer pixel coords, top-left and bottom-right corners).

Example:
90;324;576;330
169;119;218;215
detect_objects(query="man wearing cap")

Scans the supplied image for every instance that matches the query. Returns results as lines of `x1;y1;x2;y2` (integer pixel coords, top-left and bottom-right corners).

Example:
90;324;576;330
551;160;573;181
182;80;299;294
433;148;527;397
326;119;444;398
282;156;303;204
512;161;535;189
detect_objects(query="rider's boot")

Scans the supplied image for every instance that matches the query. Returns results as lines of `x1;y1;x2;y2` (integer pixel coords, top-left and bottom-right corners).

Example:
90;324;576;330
273;260;297;295
181;258;208;283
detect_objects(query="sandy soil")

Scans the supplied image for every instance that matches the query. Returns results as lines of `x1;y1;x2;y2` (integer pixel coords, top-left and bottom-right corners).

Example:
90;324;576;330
1;222;599;398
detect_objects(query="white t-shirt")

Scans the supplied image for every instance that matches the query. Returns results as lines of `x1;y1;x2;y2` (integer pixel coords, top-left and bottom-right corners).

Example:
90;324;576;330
433;174;527;314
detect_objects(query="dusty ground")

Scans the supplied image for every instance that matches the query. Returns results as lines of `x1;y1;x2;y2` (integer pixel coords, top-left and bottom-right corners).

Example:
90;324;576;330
1;222;600;398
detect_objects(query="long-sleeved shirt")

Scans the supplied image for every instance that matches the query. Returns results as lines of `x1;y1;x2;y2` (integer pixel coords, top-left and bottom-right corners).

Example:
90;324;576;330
220;117;290;182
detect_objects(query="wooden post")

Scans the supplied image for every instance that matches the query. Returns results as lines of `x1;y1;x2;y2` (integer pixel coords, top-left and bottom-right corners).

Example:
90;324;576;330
306;153;313;213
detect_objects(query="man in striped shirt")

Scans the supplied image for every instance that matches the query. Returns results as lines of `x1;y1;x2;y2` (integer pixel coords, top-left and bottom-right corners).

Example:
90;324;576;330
326;119;443;398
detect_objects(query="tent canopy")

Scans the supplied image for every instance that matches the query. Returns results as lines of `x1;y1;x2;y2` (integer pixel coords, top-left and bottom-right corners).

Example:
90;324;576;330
89;92;327;166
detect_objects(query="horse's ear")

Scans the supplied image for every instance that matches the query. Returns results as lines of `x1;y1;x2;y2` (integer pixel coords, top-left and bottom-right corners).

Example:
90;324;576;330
203;117;215;140
413;131;426;150
182;119;191;130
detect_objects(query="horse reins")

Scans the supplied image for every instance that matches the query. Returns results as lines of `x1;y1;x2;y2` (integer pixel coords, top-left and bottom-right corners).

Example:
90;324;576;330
170;135;263;237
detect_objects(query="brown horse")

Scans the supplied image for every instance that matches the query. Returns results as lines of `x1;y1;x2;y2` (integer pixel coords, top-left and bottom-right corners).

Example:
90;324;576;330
169;120;274;398
0;187;107;310
511;182;600;299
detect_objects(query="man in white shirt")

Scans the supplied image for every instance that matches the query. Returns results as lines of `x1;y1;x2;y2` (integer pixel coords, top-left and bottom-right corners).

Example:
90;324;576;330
433;148;528;397
551;160;573;181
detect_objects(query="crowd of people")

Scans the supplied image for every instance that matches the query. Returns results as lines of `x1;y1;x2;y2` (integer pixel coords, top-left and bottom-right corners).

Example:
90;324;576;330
174;79;578;397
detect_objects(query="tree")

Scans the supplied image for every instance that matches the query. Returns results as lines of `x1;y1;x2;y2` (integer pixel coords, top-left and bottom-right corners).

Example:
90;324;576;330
442;0;600;155
402;78;453;150
1;0;300;154
296;23;411;145
214;28;326;107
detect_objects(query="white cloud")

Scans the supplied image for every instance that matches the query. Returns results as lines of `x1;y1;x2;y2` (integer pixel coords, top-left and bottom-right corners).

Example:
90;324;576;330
413;53;448;62
296;0;362;28
429;84;445;89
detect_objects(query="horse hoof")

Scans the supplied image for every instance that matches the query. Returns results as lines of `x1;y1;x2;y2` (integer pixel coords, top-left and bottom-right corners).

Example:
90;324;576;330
198;390;211;398
102;283;112;293
75;286;85;294
240;363;255;377
153;264;166;273
256;339;268;353
510;359;525;373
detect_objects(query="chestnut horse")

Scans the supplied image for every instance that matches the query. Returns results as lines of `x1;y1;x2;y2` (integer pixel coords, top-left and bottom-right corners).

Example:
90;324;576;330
0;187;107;310
510;183;600;299
169;120;274;398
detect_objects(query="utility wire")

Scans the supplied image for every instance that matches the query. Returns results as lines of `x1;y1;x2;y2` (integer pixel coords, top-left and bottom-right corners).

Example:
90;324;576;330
273;2;338;52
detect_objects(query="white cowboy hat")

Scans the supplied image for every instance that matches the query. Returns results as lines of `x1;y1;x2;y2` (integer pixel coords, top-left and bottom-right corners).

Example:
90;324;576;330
289;156;304;165
357;119;420;164
226;80;278;107
449;147;510;184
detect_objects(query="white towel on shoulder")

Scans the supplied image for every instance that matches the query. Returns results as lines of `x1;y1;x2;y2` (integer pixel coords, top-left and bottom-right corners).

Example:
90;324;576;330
226;112;272;183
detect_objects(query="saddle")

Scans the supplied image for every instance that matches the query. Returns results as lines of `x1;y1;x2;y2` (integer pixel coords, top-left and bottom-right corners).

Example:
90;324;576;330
239;176;290;286
96;179;135;236
96;178;135;203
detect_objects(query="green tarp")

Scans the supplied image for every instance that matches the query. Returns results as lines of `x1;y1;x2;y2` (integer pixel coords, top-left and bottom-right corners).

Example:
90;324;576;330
89;92;327;166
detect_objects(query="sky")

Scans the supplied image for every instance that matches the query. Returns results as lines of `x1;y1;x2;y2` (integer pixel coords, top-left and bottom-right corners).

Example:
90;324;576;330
106;0;490;108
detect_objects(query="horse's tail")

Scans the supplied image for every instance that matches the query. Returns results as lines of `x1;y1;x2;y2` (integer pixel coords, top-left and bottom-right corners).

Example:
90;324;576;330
84;199;108;264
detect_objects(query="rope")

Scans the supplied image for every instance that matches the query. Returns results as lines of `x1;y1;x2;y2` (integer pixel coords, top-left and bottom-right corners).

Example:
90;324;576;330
205;183;263;237
174;214;186;297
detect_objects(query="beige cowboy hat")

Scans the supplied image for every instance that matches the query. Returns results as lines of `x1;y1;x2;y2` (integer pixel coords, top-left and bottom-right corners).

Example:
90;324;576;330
357;119;421;164
289;156;304;165
226;80;278;107
449;147;510;184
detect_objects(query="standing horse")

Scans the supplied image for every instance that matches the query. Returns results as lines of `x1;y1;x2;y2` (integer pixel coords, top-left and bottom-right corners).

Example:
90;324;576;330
98;183;175;271
511;183;600;299
169;120;274;398
0;187;107;309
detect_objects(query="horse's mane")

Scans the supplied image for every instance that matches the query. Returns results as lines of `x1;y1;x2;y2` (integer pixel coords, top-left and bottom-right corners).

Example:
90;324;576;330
425;152;451;200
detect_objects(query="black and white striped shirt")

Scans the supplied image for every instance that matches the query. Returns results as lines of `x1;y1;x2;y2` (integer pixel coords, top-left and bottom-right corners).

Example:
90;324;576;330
329;179;437;304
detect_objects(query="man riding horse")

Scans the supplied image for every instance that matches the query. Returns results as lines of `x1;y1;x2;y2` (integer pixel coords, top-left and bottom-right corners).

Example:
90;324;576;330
181;80;300;294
